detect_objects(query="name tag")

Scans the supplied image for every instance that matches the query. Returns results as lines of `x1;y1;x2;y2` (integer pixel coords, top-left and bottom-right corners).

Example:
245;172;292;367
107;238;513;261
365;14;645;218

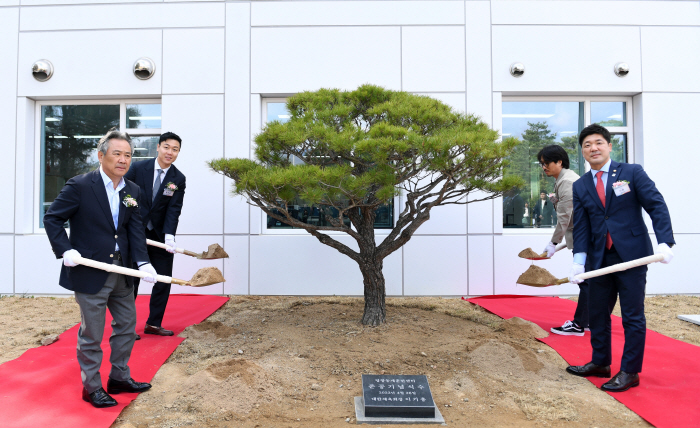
613;183;631;196
163;189;174;197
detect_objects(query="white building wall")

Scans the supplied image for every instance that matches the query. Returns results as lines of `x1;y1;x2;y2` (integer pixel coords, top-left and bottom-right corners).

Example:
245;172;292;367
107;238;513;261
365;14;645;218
2;0;699;296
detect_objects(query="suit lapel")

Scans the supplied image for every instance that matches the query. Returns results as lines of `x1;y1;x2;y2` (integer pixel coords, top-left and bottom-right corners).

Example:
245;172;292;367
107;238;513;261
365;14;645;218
91;170;116;231
583;171;605;211
117;187;127;231
143;160;155;203
606;161;620;210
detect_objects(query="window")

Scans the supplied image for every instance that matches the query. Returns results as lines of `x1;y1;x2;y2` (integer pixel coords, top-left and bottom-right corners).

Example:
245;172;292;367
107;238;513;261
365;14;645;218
38;100;161;228
501;98;632;229
262;99;394;231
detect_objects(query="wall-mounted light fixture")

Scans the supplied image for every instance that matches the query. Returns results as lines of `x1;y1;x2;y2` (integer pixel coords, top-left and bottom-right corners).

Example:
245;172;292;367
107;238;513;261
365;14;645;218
32;59;54;82
614;62;629;77
510;62;525;77
133;57;156;80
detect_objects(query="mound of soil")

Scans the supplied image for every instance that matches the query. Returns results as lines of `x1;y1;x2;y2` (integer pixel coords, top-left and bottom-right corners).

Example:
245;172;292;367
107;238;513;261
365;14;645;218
518;248;542;259
517;265;559;287
189;267;225;287
202;244;229;259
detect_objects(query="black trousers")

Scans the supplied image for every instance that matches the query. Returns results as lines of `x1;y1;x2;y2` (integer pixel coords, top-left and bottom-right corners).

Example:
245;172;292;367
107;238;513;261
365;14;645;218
588;247;648;373
133;229;174;327
573;280;590;329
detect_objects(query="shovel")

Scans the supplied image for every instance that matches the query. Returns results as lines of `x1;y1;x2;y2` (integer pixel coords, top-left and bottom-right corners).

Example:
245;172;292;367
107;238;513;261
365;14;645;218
73;256;226;287
517;254;665;287
518;242;568;260
146;239;229;260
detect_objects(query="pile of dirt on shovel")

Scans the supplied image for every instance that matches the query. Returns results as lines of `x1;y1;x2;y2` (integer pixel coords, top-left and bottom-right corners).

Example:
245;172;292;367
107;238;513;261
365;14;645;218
517;265;559;287
202;243;229;259
189;267;225;287
518;248;542;259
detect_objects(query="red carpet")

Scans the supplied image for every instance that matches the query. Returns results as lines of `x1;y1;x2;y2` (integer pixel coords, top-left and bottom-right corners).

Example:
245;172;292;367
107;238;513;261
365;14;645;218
465;295;700;428
0;294;228;428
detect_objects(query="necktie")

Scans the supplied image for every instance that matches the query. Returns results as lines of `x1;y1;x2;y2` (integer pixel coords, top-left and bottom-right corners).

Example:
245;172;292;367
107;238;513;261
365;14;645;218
152;169;162;202
596;171;613;250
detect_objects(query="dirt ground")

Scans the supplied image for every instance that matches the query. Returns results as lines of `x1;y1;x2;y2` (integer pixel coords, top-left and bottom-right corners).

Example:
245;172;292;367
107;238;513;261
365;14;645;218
1;294;699;428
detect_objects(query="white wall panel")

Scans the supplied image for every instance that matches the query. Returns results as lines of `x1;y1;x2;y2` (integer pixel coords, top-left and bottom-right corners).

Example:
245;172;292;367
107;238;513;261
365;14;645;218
641;27;700;93
0;0;18;5
223;235;248;295
15;234;65;295
493;234;579;296
401;26;466;92
251;1;464;26
468;193;493;234
0;8;18;233
493;26;641;93
250;235;364;295
647;235;697;295
163;28;224;94
637;93;700;234
20;3;224;31
225;2;251;160
162;95;224;235
465;1;492;124
403;236;467;295
14;98;35;234
18;30;162;97
251;27;401;93
414;203;467;236
492;1;700;26
24;0;155;5
468;235;493;296
0;236;14;294
167;235;225;296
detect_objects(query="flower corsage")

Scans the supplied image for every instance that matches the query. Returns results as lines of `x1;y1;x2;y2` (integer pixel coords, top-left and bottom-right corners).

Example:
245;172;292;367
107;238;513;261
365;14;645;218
122;195;138;208
612;180;630;188
165;182;178;191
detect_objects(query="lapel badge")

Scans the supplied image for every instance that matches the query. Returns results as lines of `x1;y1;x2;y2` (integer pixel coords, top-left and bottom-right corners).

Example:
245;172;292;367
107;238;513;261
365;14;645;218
612;174;616;177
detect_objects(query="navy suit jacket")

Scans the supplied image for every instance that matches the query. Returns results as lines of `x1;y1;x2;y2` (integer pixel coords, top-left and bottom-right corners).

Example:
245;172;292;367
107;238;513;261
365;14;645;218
44;169;150;294
572;161;674;271
124;159;186;241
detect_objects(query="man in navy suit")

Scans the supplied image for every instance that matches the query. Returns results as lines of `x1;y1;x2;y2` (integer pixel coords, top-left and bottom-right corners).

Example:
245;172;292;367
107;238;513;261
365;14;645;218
125;132;186;337
565;124;675;392
44;130;158;408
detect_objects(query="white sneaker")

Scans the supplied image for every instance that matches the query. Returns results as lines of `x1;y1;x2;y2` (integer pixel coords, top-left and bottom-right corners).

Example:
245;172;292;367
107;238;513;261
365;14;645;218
551;320;585;336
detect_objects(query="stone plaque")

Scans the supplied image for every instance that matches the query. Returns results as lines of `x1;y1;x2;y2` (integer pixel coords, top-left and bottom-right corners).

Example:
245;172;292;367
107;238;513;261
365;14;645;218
361;374;435;418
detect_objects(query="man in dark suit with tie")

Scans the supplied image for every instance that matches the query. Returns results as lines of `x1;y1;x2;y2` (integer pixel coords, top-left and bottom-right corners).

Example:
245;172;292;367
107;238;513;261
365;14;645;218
44;130;158;408
565;124;675;392
125;132;186;337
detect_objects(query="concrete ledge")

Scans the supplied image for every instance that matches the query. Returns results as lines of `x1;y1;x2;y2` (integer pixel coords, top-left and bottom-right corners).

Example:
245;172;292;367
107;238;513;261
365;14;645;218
354;397;446;425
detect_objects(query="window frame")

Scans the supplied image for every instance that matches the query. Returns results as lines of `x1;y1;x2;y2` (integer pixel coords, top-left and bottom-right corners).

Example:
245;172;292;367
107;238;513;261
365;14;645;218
260;98;399;236
34;99;161;232
500;95;634;235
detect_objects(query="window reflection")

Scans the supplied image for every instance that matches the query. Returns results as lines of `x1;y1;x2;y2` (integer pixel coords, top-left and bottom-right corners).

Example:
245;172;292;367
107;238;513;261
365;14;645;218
591;102;626;127
502;102;583;229
264;101;393;229
41;105;120;225
127;104;162;129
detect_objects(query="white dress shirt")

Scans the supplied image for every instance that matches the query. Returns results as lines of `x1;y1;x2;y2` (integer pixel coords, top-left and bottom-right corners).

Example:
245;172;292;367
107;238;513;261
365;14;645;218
99;166;125;251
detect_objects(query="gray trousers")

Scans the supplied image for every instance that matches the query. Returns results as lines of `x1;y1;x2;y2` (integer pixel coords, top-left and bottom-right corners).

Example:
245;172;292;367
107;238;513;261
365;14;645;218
74;260;137;393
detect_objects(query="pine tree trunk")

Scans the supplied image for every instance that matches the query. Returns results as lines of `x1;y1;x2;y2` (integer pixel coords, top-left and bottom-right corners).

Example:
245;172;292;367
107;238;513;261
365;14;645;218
360;257;386;326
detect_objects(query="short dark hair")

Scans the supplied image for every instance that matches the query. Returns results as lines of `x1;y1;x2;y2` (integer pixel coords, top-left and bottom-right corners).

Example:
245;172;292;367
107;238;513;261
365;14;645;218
578;124;611;146
159;131;182;147
537;145;570;169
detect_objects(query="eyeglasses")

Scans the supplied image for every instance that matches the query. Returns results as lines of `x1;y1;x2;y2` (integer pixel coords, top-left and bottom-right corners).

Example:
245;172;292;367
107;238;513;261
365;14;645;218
539;161;551;167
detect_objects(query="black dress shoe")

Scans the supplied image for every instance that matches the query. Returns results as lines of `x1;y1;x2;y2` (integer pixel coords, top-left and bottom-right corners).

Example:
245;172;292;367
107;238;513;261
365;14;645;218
144;324;174;336
601;371;639;392
107;378;152;394
566;361;611;378
82;387;117;408
135;334;141;340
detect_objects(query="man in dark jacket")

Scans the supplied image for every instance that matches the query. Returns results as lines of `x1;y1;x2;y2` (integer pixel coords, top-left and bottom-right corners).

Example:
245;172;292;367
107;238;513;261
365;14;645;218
125;132;186;337
566;124;674;392
44;130;157;408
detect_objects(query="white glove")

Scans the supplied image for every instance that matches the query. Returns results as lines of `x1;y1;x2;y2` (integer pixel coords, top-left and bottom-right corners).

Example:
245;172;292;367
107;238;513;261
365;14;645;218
62;249;81;267
543;242;557;258
657;243;674;264
568;263;585;284
165;235;177;254
138;263;158;283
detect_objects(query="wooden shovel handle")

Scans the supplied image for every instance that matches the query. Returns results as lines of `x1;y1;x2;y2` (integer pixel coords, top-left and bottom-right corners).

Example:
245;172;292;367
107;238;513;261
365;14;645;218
73;255;190;285
539;242;568;258
562;253;665;284
146;239;200;259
